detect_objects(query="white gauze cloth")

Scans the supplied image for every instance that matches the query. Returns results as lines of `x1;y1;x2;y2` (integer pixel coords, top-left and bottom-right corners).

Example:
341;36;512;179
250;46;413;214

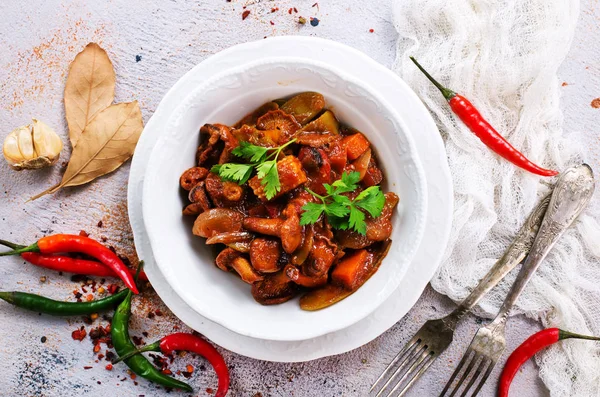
393;0;600;396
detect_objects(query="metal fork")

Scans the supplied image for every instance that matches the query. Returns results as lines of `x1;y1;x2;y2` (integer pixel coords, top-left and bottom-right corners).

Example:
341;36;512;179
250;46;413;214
370;193;552;397
440;164;595;397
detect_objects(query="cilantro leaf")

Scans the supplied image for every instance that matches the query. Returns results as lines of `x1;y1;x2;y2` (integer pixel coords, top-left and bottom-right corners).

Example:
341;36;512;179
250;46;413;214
300;202;326;225
355;186;386;218
211;163;253;184
232;141;268;163
323;183;335;196
257;161;280;200
348;205;366;235
327;214;350;230
332;171;360;194
324;201;350;218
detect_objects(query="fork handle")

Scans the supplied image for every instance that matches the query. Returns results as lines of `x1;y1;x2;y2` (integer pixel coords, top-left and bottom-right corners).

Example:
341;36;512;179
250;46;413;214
453;194;551;318
492;164;595;325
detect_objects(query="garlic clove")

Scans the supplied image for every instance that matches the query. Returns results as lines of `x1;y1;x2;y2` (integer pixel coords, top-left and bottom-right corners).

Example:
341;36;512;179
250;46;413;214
16;125;36;160
3;120;63;170
2;128;26;164
32;119;63;162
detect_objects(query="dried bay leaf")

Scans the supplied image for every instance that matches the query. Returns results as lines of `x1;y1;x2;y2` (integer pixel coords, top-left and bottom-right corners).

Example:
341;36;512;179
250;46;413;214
65;43;116;147
30;102;143;201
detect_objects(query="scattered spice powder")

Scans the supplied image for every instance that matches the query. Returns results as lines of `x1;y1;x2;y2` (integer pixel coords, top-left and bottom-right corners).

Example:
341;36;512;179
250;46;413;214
271;7;278;12
561;82;568;87
242;10;251;20
591;98;600;109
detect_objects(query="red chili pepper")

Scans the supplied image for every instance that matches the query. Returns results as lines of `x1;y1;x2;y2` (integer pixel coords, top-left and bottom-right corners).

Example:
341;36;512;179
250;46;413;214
0;234;139;294
113;332;229;397
499;328;600;396
20;252;148;281
410;57;558;177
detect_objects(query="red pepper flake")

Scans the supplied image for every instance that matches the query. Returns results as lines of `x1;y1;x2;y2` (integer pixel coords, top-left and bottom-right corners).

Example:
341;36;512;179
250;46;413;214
107;284;119;294
79;230;89;237
591;98;600;109
270;21;275;25
288;8;293;14
293;7;298;13
98;354;105;360
561;82;568;87
132;335;144;346
101;236;107;242
173;325;180;330
105;351;116;361
147;312;155;319
130;373;137;380
207;388;215;395
105;364;113;371
271;7;278;12
142;331;149;337
161;369;172;375
186;364;194;373
369;28;374;33
154;309;163;316
182;371;192;379
86;294;94;302
83;366;93;370
93;344;101;353
97;220;103;228
312;2;319;9
72;328;87;341
242;10;250;20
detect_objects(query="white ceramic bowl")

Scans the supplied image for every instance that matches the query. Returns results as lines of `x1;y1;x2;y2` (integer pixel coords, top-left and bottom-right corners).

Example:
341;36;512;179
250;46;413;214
143;57;428;341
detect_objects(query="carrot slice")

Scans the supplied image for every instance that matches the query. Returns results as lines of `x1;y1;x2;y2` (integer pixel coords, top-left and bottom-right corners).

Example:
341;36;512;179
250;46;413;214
331;249;373;290
342;133;370;160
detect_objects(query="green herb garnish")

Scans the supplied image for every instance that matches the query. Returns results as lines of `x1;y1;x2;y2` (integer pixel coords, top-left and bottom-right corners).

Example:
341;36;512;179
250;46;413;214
300;171;386;235
211;139;297;200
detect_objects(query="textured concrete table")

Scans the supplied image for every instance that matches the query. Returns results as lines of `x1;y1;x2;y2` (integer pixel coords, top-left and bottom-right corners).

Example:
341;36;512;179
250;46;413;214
1;1;598;396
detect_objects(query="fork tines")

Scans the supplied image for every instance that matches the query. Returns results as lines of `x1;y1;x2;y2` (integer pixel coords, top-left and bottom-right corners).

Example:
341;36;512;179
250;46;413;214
439;348;496;397
370;335;437;397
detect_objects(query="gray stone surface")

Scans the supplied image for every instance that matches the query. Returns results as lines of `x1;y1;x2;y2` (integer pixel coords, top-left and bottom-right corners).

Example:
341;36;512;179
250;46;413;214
0;0;597;396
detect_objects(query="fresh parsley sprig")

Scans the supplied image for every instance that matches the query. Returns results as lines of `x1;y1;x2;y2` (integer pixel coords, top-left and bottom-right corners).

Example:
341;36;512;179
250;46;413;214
300;171;386;235
211;139;297;200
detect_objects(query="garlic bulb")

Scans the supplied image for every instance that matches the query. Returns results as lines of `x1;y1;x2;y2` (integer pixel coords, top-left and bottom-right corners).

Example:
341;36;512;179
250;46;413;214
3;119;63;170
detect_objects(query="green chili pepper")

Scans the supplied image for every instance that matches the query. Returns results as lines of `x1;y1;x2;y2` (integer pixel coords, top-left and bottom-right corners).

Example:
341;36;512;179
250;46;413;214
0;289;129;316
111;287;192;391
